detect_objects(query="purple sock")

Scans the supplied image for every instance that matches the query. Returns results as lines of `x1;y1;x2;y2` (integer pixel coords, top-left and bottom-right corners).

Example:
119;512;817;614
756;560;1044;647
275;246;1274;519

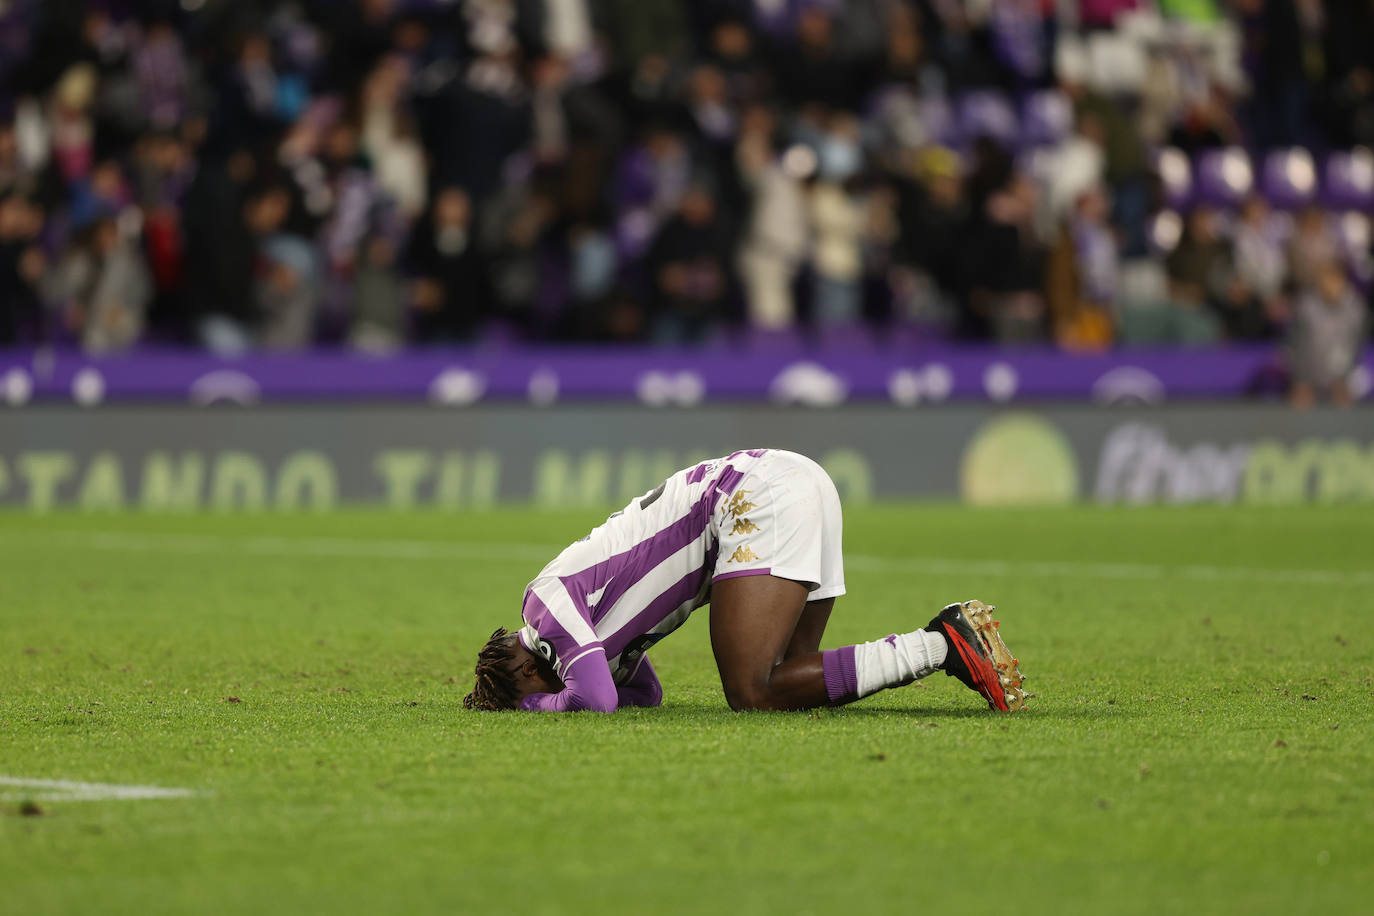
822;646;858;705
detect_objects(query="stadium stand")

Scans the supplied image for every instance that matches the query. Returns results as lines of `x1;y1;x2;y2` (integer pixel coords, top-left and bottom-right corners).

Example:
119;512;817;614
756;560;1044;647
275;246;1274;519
0;0;1370;356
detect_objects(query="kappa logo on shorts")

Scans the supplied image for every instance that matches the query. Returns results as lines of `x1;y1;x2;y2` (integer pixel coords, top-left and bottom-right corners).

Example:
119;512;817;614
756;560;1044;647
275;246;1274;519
724;490;757;520
730;517;760;535
728;545;760;563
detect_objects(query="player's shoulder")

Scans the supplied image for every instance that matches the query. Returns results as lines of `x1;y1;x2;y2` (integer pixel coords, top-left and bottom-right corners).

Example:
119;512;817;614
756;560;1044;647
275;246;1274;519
679;449;770;484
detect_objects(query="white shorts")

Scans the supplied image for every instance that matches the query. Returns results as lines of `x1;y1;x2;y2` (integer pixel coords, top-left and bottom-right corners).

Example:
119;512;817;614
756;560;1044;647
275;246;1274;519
710;450;846;600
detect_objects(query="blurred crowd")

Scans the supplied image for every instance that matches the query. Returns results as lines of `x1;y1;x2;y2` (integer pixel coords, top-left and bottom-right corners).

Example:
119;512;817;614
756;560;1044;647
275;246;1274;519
0;0;1370;395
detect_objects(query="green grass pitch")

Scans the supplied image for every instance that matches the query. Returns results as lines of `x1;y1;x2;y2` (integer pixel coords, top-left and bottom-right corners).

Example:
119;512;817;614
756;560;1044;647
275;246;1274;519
2;505;1372;915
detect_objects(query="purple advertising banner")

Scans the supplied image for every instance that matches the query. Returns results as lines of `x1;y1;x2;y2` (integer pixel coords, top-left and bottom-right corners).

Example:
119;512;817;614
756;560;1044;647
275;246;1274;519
0;343;1370;406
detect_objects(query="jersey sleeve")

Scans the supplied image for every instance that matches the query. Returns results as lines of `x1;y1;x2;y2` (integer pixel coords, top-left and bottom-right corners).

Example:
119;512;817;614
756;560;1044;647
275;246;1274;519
517;580;618;713
614;654;663;708
518;648;618;713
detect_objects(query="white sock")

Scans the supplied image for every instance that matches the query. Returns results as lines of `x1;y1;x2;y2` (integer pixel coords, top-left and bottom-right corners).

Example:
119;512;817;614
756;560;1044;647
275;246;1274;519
853;630;949;698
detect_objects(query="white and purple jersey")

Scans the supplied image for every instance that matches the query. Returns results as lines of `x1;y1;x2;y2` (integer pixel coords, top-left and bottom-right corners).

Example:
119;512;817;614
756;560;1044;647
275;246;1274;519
515;448;847;712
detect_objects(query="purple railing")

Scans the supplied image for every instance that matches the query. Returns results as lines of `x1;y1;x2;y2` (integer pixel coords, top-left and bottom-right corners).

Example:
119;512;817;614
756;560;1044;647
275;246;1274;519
0;343;1366;406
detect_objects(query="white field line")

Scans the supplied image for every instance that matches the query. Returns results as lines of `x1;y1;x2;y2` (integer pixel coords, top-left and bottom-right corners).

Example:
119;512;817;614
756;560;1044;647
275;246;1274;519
2;529;1372;588
844;554;1374;587
0;776;201;802
0;529;556;562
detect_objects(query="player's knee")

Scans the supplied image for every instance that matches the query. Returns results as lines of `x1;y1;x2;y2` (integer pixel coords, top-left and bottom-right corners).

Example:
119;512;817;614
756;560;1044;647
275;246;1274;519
722;681;772;712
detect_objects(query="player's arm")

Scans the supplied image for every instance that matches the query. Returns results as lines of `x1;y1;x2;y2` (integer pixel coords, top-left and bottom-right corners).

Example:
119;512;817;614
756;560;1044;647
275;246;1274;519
519;646;619;713
615;655;663;708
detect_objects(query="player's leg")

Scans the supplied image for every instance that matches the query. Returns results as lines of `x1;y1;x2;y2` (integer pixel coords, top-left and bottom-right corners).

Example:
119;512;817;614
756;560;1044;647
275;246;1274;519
709;450;1022;711
711;574;975;711
712;577;1019;712
783;598;833;660
709;574;829;710
710;450;937;711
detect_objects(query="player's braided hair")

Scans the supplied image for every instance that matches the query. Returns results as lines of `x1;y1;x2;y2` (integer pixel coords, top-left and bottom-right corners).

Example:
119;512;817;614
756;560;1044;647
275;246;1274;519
462;627;521;711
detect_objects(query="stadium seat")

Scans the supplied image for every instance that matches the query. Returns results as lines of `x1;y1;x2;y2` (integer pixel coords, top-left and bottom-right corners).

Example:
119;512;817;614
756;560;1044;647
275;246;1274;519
1259;148;1318;210
914;94;957;148
1021;90;1073;148
1323;148;1374;210
1154;147;1193;209
1194;147;1253;207
956;91;1020;147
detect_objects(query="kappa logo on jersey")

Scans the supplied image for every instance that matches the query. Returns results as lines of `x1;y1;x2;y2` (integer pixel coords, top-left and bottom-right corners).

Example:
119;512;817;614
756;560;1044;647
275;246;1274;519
728;545;760;563
730;517;760;535
724;490;757;520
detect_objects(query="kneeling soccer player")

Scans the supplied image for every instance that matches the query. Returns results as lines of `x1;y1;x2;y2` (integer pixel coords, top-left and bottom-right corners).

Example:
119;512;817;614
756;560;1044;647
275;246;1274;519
463;449;1026;713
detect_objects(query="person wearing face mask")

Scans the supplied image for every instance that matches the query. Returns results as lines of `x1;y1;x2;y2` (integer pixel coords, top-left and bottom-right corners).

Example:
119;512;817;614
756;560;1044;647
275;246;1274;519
403;186;492;342
807;113;866;327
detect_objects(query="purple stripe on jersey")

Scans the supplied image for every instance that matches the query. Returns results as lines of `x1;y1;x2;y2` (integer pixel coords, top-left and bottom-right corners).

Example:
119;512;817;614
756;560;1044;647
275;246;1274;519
822;646;858;705
712;567;772;582
728;449;769;460
559;563;615;618
521;591;592;673
562;459;743;620
564;500;712;622
685;462;713;484
710;467;747;511
603;568;705;658
556;459;754;631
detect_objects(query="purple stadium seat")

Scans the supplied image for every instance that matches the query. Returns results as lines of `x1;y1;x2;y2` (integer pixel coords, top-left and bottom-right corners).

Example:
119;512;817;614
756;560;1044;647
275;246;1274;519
1021;90;1073;148
871;86;957;151
914;94;956;148
1259;148;1318;210
1194;147;1253;207
956;91;1019;147
1153;147;1192;209
1323;149;1374;210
